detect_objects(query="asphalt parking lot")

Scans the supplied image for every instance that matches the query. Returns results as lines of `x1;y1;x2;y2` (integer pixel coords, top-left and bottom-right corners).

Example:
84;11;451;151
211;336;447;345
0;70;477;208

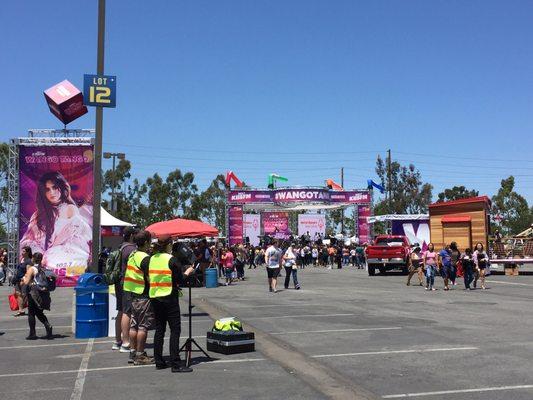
1;266;533;400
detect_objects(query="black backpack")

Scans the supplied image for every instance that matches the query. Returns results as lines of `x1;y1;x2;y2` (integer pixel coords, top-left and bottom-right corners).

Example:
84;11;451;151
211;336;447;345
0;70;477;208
34;266;57;292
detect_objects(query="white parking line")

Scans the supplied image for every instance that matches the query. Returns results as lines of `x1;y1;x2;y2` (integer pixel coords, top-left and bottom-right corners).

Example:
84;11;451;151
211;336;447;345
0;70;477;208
271;327;402;335
487;280;533;287
70;339;93;400
382;384;533;398
312;347;478;359
0;358;266;378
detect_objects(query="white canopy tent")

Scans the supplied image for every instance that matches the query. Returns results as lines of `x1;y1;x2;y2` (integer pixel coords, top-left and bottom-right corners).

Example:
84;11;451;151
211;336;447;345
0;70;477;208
100;207;133;227
366;214;429;224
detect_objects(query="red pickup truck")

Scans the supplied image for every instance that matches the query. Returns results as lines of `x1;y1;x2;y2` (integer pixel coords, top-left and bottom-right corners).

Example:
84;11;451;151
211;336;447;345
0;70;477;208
365;235;412;276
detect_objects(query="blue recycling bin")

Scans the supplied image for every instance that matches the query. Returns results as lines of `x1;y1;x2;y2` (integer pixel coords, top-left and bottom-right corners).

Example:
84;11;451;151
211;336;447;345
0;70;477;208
205;268;218;288
75;273;109;338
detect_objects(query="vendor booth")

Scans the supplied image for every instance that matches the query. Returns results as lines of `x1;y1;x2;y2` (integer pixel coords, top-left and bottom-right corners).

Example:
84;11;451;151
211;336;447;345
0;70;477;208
429;196;491;250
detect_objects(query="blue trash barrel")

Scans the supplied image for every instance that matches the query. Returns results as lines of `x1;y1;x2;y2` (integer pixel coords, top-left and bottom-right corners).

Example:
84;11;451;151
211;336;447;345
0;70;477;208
205;268;218;288
75;273;109;338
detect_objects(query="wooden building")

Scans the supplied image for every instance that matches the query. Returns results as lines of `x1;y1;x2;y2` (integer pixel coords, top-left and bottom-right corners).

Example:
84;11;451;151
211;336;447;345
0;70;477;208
429;196;491;251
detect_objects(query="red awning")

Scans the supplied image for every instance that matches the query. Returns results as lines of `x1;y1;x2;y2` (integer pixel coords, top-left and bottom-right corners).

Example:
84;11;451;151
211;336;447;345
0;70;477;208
441;216;472;223
146;218;219;239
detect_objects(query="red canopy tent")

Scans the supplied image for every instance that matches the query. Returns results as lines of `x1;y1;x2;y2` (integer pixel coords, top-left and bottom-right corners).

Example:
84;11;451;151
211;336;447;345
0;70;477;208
146;218;218;239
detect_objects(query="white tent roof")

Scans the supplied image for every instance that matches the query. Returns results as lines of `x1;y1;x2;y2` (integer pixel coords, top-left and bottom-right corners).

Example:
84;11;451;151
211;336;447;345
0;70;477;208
101;207;134;227
367;214;429;224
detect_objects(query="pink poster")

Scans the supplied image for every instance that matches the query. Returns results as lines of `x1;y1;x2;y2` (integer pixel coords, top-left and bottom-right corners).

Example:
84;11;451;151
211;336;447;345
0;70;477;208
262;212;290;239
228;205;244;246
18;145;94;287
357;205;371;244
297;214;326;238
243;214;261;246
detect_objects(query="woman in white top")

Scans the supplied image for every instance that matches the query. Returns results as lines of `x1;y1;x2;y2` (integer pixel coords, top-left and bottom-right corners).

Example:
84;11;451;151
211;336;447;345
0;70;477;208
283;245;301;290
22;252;53;340
19;171;91;271
473;242;489;290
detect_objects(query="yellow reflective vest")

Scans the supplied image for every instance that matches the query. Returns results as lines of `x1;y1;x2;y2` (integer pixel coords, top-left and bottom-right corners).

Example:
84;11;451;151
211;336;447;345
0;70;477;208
123;250;149;294
148;253;173;298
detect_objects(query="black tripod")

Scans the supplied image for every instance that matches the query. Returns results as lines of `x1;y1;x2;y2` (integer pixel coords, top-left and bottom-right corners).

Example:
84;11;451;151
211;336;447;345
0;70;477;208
179;272;211;367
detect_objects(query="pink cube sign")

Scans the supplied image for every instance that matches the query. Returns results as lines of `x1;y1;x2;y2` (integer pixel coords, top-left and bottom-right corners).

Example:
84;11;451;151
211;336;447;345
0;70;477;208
44;80;88;125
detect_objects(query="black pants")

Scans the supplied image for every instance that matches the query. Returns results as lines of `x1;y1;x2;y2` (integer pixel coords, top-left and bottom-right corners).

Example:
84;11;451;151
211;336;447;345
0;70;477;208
28;295;49;335
236;262;245;279
152;296;181;367
463;266;474;289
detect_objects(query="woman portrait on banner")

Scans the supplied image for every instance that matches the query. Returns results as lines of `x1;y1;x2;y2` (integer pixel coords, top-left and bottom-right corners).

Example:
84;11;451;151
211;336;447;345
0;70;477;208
19;171;92;271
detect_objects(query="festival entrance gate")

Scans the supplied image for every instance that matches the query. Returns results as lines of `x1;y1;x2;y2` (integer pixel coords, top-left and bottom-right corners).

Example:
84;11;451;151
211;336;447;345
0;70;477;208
226;187;373;246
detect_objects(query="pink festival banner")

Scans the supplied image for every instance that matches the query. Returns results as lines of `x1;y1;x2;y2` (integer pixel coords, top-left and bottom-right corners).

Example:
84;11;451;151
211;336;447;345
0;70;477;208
228;189;370;205
357;205;372;244
18;145;94;287
228;205;244;246
262;211;290;239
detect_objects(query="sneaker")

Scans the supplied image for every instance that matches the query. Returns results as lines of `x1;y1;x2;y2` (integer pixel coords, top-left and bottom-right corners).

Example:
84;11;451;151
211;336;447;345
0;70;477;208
111;341;122;350
134;352;155;366
431;287;437;291
425;286;429;291
128;350;136;364
119;344;131;353
26;334;38;340
172;364;193;373
295;286;301;290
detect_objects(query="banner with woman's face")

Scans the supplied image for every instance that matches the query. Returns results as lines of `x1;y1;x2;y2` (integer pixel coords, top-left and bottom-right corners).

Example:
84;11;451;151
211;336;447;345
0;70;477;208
19;145;94;286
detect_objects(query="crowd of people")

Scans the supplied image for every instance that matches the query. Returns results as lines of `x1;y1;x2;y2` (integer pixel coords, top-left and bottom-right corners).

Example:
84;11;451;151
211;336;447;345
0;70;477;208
4;228;494;373
406;241;490;291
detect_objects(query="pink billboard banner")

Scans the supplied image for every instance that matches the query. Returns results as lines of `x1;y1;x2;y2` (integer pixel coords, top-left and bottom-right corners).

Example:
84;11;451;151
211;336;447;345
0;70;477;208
228;188;370;205
243;214;261;246
357;205;372;244
262;211;290;239
298;214;326;238
18;145;94;287
228;205;244;246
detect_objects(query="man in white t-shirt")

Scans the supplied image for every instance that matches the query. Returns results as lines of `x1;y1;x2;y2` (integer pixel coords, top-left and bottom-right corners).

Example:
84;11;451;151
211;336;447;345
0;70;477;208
264;240;282;293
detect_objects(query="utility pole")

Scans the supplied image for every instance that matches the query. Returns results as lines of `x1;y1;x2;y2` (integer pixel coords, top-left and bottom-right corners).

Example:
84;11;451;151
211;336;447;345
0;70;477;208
340;167;344;234
91;0;106;272
387;149;392;214
103;152;125;213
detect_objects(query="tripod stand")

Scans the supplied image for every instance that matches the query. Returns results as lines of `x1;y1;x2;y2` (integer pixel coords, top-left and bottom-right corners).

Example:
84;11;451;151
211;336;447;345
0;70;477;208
179;273;211;367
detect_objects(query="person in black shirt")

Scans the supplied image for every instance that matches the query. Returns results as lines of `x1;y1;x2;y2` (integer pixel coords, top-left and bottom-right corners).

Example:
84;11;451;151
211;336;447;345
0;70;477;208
141;236;194;372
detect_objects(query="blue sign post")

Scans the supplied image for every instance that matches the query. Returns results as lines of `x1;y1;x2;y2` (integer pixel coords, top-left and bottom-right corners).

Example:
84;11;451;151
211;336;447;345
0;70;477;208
83;74;116;108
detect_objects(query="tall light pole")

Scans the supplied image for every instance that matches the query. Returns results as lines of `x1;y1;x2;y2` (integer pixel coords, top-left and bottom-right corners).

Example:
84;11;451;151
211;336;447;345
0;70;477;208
91;0;106;272
104;152;126;213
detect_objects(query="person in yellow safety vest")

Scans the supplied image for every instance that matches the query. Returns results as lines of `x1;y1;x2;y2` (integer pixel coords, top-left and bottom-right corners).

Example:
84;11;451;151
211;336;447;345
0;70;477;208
141;235;195;373
124;230;155;366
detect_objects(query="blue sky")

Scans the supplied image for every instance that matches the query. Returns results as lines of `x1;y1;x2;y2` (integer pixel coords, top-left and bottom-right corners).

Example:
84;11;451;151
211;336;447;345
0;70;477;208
1;0;532;203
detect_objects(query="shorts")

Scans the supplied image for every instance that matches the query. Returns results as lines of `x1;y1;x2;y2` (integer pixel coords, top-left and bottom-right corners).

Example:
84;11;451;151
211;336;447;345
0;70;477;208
266;267;280;279
115;284;132;315
130;297;155;331
224;268;234;279
441;265;453;279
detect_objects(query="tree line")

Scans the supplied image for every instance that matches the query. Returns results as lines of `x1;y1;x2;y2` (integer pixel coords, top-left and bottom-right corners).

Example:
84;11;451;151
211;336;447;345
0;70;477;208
0;142;531;239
